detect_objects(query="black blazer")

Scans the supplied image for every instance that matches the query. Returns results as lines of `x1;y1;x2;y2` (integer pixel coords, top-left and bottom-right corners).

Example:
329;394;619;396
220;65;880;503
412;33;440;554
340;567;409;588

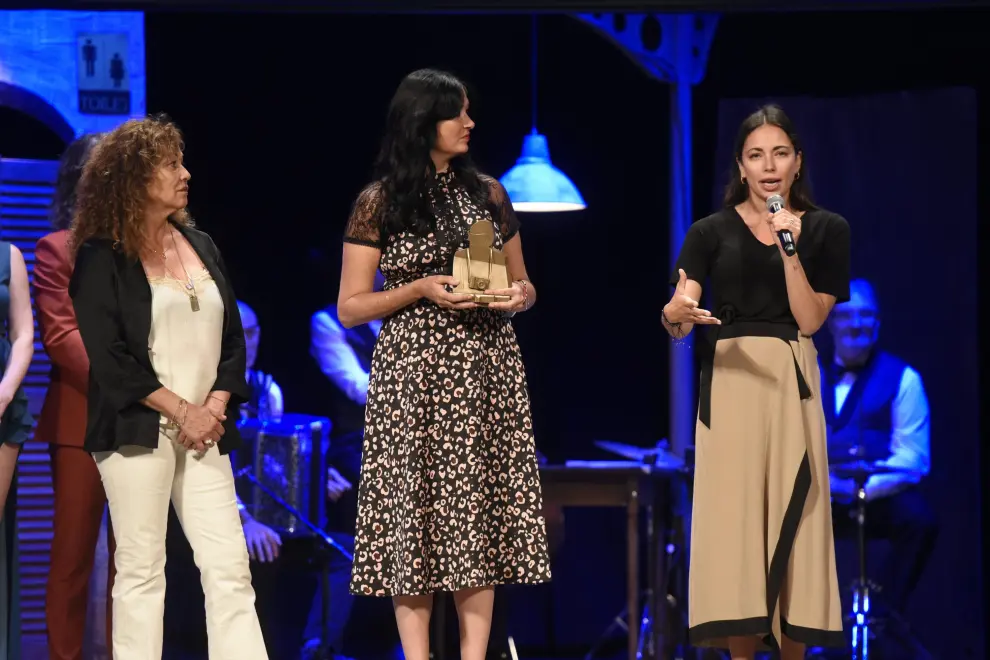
69;222;250;454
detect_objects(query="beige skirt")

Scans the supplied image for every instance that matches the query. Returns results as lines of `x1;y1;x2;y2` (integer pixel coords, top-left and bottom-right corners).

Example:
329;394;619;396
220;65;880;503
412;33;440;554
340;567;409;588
688;322;845;652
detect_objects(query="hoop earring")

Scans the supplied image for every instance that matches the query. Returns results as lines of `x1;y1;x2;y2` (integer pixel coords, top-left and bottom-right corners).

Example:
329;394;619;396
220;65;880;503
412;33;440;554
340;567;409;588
795;171;801;180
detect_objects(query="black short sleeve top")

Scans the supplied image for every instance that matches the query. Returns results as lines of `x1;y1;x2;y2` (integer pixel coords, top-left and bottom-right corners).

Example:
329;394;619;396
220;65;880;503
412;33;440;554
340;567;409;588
669;207;851;325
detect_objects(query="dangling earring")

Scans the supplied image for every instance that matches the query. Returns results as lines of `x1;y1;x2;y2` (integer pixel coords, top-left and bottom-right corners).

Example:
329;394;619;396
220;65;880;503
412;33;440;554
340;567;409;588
795;170;801;180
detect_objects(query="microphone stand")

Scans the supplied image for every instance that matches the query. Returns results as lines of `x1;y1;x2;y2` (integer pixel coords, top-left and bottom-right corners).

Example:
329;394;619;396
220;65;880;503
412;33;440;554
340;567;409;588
234;466;353;660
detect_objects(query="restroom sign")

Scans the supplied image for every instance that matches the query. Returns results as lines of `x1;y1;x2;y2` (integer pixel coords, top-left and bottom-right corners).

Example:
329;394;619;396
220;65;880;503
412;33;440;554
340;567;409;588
77;33;131;115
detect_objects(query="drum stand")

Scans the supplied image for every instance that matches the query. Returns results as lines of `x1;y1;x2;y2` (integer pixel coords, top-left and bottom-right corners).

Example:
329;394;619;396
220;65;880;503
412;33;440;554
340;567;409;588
848;477;873;660
846;476;931;660
235;467;354;660
585;500;685;660
583;501;658;660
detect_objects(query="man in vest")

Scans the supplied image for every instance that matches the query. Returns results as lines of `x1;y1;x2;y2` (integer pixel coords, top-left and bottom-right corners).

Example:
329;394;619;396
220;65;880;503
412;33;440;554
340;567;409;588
823;279;937;615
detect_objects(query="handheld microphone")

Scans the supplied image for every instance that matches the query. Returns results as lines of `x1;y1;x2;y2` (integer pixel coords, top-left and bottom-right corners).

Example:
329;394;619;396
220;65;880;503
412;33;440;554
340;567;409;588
766;194;797;256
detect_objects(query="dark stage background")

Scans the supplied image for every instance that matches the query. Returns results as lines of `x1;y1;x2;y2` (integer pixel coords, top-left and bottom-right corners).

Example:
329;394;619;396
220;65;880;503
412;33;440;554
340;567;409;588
0;6;985;659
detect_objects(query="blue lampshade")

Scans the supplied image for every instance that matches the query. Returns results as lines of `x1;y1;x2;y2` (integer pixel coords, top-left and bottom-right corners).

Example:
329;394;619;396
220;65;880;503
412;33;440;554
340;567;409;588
499;131;586;213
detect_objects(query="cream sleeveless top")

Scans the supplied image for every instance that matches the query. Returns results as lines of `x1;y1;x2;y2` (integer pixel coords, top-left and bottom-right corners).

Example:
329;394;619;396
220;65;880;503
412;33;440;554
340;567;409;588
147;269;224;427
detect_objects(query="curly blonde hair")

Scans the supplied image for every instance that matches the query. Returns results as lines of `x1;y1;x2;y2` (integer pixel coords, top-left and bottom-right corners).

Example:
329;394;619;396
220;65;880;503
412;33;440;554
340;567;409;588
69;114;192;260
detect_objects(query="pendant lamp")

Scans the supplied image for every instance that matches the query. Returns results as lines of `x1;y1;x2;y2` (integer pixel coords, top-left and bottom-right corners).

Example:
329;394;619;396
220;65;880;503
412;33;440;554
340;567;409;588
499;16;586;213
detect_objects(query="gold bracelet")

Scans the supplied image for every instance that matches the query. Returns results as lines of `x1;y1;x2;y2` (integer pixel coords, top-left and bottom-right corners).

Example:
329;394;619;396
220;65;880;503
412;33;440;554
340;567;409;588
207;394;228;409
515;279;531;310
171;399;188;428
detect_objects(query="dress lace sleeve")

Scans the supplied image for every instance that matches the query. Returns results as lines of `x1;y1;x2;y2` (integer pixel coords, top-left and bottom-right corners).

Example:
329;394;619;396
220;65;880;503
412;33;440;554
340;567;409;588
482;175;520;242
343;182;385;249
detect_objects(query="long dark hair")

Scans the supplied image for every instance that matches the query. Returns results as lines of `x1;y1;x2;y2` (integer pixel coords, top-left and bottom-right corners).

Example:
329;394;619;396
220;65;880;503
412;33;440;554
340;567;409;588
50;133;102;230
722;104;816;211
374;68;490;237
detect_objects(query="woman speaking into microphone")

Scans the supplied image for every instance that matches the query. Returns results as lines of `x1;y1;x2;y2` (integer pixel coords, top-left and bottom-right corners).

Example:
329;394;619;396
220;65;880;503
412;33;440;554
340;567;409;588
663;105;849;660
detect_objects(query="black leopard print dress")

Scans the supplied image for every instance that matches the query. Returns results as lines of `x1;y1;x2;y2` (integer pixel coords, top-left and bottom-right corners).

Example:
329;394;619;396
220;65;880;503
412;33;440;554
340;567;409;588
345;170;552;597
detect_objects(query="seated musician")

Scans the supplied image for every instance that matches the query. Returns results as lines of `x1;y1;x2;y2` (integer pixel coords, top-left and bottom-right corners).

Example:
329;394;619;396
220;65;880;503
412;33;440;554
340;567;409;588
823;278;937;614
238;300;284;419
238;494;282;563
230;301;288;560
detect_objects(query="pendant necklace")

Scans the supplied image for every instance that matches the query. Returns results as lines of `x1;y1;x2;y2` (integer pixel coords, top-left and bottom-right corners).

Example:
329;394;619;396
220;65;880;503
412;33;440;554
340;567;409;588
159;229;200;312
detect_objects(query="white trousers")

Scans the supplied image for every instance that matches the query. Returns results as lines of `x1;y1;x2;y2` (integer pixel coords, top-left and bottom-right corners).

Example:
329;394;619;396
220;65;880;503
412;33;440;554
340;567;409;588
95;429;268;659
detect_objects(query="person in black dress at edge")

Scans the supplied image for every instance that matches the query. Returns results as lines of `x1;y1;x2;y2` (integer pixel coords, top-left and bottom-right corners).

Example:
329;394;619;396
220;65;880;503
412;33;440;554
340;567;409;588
338;69;552;660
662;105;849;660
0;169;35;660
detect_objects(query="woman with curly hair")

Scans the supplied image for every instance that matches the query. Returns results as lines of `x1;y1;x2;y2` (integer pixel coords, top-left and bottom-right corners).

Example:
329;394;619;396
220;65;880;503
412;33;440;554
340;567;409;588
68;115;267;659
340;69;551;660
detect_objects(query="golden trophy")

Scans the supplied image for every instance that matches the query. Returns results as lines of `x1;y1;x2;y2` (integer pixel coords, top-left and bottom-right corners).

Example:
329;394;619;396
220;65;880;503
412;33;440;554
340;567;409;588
451;220;511;305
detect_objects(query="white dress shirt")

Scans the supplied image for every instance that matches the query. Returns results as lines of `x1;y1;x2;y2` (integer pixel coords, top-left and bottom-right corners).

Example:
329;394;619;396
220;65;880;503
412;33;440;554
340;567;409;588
833;361;930;501
310;309;381;406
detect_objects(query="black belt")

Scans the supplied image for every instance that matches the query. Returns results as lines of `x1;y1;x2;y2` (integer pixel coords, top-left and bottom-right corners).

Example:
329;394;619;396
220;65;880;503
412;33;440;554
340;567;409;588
698;320;812;429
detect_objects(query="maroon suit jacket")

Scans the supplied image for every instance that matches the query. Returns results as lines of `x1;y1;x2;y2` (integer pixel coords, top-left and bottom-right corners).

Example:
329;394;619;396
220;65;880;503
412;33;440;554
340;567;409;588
34;229;89;447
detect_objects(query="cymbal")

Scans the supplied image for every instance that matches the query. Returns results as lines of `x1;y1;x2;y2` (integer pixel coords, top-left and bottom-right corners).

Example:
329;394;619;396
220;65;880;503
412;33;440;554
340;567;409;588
594;440;685;470
831;460;915;479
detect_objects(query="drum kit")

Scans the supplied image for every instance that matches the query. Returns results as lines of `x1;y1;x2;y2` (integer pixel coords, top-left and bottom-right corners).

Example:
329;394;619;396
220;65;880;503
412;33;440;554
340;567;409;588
587;441;930;660
827;456;932;660
590;439;687;472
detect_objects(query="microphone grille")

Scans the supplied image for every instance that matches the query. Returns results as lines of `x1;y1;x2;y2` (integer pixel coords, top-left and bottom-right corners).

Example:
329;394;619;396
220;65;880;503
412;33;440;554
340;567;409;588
766;194;785;211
